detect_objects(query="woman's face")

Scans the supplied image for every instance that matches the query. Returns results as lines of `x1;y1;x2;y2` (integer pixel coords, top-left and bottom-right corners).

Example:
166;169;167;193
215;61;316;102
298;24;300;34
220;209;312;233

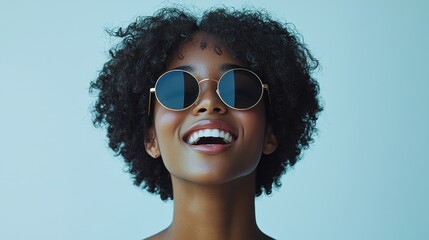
146;33;276;185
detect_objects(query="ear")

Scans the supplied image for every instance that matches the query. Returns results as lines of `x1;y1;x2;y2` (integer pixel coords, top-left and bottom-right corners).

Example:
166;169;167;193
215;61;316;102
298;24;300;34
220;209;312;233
144;127;161;158
263;125;278;155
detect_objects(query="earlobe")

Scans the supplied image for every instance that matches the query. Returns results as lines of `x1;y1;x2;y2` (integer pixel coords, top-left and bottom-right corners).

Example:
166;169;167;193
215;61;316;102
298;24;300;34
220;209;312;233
263;125;278;155
145;127;161;158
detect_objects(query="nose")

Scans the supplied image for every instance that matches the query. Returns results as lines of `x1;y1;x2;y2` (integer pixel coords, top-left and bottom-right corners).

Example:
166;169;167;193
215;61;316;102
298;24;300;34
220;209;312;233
192;79;227;115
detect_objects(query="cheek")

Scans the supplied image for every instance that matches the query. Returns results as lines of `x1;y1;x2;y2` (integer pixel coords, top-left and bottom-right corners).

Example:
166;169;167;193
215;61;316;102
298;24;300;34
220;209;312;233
155;109;179;130
232;107;267;172
239;106;267;141
153;106;183;154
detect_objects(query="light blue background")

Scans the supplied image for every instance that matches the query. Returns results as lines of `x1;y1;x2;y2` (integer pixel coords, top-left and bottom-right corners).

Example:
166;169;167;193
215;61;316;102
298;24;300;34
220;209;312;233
1;0;428;239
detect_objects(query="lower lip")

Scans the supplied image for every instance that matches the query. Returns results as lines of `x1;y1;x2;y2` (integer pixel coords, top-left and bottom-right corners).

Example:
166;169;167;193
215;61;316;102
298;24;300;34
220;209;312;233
188;144;232;155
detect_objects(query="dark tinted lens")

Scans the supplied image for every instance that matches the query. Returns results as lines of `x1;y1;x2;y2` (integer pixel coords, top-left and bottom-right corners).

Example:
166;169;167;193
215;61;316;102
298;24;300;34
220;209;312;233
155;71;199;110
218;69;262;109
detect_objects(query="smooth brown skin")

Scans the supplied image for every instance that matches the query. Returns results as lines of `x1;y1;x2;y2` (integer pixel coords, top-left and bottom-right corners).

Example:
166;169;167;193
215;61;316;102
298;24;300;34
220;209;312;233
145;33;278;240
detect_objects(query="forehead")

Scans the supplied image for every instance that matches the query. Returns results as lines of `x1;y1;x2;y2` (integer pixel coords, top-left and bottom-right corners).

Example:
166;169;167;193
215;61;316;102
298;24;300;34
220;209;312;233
166;33;245;75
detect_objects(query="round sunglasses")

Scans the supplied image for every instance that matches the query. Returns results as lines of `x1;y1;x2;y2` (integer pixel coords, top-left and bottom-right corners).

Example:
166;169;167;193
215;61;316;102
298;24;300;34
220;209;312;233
148;68;269;115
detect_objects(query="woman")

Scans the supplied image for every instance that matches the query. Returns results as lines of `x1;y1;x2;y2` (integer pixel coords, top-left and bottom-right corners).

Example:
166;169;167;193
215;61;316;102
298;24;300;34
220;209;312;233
91;6;322;239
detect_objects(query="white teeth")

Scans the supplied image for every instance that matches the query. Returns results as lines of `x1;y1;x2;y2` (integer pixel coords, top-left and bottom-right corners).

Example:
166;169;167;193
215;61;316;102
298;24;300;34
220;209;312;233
186;128;235;145
203;129;211;137
212;129;220;138
190;134;196;144
225;132;230;142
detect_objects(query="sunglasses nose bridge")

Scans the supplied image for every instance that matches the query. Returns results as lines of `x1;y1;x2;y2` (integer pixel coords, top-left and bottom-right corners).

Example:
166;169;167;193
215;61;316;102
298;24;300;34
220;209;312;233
192;78;227;114
197;78;221;100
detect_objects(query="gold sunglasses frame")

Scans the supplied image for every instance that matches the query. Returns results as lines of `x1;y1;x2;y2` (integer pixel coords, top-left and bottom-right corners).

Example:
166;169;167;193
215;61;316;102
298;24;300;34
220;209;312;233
148;68;270;115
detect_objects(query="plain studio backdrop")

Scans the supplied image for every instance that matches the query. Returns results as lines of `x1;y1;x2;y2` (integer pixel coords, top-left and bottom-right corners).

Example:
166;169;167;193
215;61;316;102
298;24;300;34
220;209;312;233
0;0;428;239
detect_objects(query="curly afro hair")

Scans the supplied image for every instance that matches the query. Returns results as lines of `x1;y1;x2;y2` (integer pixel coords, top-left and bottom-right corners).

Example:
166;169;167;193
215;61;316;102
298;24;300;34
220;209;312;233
90;6;322;201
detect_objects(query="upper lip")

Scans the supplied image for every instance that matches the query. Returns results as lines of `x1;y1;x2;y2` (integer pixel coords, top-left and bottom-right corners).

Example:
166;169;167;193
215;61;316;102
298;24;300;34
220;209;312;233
182;119;238;144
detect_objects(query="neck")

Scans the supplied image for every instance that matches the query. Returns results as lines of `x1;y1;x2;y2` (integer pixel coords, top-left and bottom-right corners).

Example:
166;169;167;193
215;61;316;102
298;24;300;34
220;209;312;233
160;172;270;240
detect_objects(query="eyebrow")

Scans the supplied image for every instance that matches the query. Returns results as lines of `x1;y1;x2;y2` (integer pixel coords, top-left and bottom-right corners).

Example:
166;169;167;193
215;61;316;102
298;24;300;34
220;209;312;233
218;63;245;72
172;63;245;73
172;65;193;71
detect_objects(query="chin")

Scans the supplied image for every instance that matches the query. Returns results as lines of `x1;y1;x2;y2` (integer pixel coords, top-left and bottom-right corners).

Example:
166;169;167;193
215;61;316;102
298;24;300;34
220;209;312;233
174;166;257;186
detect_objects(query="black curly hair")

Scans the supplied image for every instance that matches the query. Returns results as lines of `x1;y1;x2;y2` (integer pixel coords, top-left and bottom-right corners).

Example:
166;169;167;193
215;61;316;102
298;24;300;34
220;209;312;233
90;6;322;201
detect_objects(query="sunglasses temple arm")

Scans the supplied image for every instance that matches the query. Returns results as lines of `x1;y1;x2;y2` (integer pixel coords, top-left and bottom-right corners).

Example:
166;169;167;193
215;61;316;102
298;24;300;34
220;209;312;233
148;88;155;116
263;84;273;117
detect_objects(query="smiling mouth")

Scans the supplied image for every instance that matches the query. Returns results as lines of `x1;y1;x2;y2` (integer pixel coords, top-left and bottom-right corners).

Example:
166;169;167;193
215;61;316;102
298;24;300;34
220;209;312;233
186;129;236;145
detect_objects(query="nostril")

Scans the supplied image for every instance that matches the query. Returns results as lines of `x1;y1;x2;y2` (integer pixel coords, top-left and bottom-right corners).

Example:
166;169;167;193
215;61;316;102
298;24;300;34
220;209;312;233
196;107;223;114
